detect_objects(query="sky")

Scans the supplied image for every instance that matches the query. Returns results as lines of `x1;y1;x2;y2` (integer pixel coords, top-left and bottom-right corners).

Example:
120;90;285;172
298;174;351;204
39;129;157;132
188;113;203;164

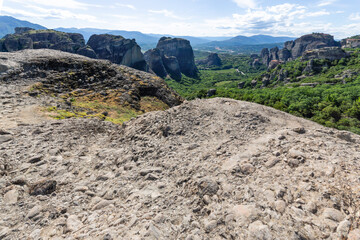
0;0;359;38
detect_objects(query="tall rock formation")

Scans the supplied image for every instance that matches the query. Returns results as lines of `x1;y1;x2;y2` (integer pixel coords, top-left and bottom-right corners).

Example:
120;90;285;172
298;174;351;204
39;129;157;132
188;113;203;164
341;36;360;48
144;37;198;81
87;34;147;71
260;33;341;68
0;28;85;53
144;48;167;78
197;53;222;67
287;33;340;59
0;29;148;71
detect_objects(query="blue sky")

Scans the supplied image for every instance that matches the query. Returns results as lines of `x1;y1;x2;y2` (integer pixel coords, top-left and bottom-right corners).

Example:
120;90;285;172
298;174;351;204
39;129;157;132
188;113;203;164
0;0;359;38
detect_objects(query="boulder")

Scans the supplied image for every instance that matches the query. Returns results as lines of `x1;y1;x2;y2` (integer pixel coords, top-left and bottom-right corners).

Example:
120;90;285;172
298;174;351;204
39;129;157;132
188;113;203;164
0;49;183;109
144;48;168;78
145;37;197;81
197;53;222;66
302;47;348;61
270;47;279;60
14;27;34;34
260;33;341;67
252;59;262;68
76;45;98;59
162;55;182;81
238;82;246;89
260;48;270;65
289;33;340;59
0;29;85;53
341;37;360;48
156;37;198;78
278;48;291;62
268;60;280;70
207;89;216;97
87;34;147;71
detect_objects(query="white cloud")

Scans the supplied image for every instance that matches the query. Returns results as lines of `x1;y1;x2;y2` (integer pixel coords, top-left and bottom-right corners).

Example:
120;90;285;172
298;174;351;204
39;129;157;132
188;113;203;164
0;0;3;14
115;3;136;10
349;13;360;21
2;5;98;22
148;9;188;20
232;0;257;9
7;0;98;10
205;3;334;37
305;10;330;17
318;0;337;7
111;14;137;20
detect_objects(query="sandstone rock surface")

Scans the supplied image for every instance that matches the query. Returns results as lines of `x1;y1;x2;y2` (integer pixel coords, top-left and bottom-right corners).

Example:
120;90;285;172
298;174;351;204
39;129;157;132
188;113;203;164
0;29;147;71
0;49;182;110
0;28;85;53
145;37;198;80
261;33;341;67
197;53;222;67
87;34;147;71
1;91;360;239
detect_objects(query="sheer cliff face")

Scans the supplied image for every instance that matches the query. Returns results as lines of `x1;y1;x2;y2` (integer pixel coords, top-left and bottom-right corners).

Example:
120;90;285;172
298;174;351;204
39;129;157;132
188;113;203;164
197;53;222;67
0;28;85;53
287;33;340;58
261;33;341;67
87;34;147;71
0;29;148;72
156;37;198;78
144;48;168;78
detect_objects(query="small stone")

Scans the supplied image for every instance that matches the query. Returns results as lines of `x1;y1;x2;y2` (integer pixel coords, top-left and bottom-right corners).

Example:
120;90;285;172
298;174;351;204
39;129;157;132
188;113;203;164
140;168;162;176
337;220;351;239
86;191;96;197
278;135;286;140
232;205;259;224
274;200;286;214
288;158;300;168
0;227;10;239
204;220;217;233
191;221;200;229
29;180;57;196
27;205;42;219
348;229;360;240
0;135;12;144
145;173;159;181
240;163;255;175
198;179;219;196
149;222;162;239
0;129;13;135
28;155;43;164
322;208;345;222
305;202;317;214
92;200;112;210
288;149;305;159
103;233;113;240
30;229;41;239
65;215;83;233
4;189;18;204
265;157;280;168
11;177;27;186
203;195;211;205
293;127;306;134
74;186;89;192
248;221;272;240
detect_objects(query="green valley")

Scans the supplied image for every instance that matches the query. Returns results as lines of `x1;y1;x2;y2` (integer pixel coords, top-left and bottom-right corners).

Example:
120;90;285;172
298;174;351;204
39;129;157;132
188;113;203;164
166;49;360;134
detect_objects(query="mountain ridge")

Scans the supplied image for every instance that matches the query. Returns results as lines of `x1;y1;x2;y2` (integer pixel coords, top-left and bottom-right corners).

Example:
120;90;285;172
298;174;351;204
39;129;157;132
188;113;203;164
0;16;46;38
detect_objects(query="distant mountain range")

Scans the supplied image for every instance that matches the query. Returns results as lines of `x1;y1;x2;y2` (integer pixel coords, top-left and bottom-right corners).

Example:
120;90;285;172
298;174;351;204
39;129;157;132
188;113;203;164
0;16;46;38
195;35;296;53
55;28;232;50
0;16;295;53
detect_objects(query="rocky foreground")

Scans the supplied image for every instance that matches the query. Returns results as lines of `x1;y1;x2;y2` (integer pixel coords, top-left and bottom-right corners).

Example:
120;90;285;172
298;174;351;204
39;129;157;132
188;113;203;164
1;91;360;239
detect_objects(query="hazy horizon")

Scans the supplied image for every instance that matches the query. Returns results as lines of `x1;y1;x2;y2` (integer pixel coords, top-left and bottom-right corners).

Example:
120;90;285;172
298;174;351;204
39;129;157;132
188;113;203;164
0;0;359;39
